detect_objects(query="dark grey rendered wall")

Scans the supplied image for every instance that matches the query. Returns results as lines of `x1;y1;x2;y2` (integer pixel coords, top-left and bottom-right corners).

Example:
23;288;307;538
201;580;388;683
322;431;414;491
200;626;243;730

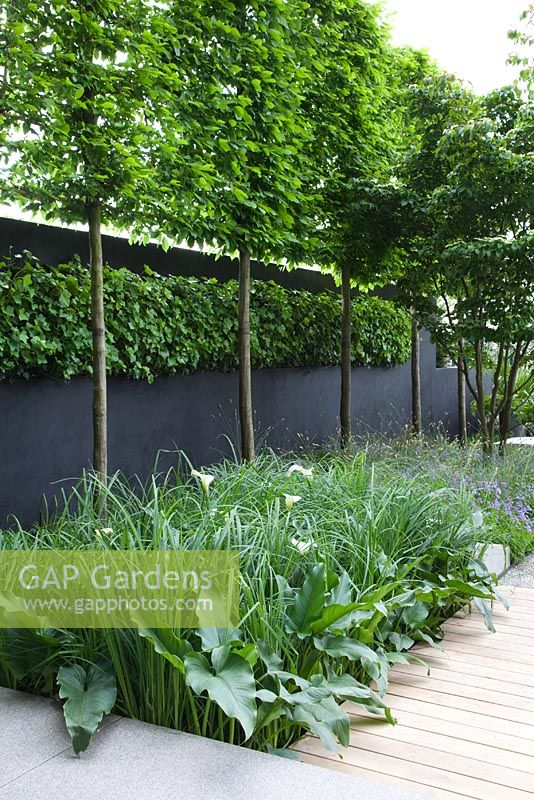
0;332;478;528
0;218;478;527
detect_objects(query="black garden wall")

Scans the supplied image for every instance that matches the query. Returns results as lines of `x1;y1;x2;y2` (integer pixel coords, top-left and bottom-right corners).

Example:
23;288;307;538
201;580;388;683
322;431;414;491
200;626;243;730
0;217;477;526
0;216;337;292
0;332;477;527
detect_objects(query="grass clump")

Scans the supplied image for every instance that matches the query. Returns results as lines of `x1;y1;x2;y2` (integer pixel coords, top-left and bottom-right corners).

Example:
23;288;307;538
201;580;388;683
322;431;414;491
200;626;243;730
0;452;499;755
362;436;534;561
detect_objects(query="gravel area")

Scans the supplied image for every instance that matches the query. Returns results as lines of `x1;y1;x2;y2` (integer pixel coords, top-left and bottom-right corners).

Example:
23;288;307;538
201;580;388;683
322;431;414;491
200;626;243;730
503;552;534;588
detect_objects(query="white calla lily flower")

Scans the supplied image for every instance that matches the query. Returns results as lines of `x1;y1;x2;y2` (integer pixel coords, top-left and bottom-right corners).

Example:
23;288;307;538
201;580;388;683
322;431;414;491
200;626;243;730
283;493;301;509
290;536;315;554
286;464;313;479
94;527;113;538
191;469;215;493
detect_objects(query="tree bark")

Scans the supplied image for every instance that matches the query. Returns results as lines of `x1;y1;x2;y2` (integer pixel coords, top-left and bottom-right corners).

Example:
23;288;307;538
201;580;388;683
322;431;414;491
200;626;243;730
340;263;352;449
499;342;524;452
411;310;422;436
457;340;467;446
87;201;108;487
474;339;492;455
238;249;255;461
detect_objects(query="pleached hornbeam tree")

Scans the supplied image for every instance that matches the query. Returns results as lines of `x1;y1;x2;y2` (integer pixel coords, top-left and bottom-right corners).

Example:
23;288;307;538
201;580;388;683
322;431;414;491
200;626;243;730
1;0;184;507
161;0;316;461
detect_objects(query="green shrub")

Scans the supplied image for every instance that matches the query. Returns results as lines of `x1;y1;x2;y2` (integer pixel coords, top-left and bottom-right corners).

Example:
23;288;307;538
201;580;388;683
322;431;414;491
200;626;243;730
0;453;498;755
0;254;411;381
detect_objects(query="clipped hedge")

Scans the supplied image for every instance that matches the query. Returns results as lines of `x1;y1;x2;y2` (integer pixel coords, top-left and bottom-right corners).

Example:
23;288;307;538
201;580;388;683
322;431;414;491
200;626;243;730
0;255;411;381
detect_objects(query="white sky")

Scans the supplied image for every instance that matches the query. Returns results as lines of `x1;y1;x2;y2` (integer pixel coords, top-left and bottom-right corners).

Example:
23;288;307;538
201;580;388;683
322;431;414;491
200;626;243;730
383;0;528;94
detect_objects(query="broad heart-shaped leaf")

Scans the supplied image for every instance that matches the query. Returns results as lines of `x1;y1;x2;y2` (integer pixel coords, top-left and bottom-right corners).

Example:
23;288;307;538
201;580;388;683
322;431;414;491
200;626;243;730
414;629;443;650
137;628;192;673
401;601;429;629
308;603;374;635
443;579;495;601
313;634;379;663
197;627;243;651
4;628;61;680
388;631;415;652
185;645;257;740
58;660;117;755
286;695;349;752
286;564;326;635
266;745;302;761
329;570;352;605
257;640;285;674
321;674;394;723
254;697;286;733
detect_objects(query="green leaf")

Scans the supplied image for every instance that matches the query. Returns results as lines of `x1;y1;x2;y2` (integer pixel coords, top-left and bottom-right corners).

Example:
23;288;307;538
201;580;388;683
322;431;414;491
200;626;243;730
3;628;60;680
137;628;192;673
286;564;326;635
401;601;429;629
266;745;302;760
473;597;496;633
185;645;257;739
388;632;415;652
58;660;117;755
309;603;375;635
313;634;379;663
197;627;243;651
286;695;349;752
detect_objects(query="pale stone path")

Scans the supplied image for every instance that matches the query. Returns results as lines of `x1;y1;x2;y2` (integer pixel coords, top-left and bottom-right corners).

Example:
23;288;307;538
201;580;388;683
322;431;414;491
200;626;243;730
504;553;534;589
0;687;428;800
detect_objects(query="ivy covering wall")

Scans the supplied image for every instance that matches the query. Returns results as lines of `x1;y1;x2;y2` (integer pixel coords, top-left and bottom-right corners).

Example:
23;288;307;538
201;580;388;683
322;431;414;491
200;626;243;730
0;256;411;381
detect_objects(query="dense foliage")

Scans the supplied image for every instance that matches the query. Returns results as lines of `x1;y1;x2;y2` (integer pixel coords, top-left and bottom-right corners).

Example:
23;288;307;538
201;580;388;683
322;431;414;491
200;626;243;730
365;436;534;560
0;454;499;754
0;256;411;381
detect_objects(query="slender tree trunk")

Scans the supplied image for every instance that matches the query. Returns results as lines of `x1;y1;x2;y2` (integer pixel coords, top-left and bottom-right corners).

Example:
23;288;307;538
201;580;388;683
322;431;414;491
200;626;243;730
87;201;108;489
340;263;352;449
411;309;422;436
238;249;255;461
499;342;524;452
457;340;467;446
474;340;492;455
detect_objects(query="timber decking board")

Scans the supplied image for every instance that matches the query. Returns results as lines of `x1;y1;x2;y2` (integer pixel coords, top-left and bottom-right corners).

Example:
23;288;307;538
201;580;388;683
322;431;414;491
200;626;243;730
295;586;534;800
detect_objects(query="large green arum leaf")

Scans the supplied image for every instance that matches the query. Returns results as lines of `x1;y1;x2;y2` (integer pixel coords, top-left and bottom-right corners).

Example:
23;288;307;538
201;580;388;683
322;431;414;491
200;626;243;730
313;634;379;662
286;564;327;635
3;628;61;681
58;660;117;755
185;645;257;740
137;628;193;673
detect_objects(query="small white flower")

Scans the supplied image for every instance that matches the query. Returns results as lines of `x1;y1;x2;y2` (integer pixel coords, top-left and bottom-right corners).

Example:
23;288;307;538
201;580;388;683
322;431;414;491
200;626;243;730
284;493;302;509
290;536;315;554
191;469;215;493
286;464;313;479
101;527;113;535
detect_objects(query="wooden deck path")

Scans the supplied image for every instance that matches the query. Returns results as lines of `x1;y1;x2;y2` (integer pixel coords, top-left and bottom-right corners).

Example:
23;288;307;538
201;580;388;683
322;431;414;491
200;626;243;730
295;585;534;800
